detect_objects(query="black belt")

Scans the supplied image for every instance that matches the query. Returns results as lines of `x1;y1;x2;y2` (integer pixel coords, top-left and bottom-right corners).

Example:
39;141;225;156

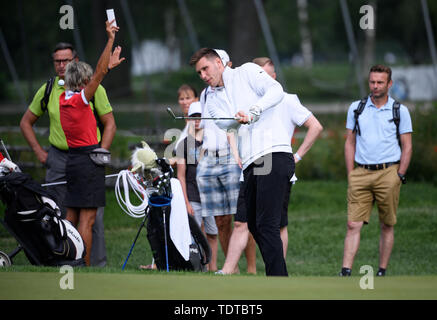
68;144;100;154
357;161;400;171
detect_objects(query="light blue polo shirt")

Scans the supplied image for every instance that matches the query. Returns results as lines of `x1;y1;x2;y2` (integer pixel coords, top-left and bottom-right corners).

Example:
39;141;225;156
346;95;413;165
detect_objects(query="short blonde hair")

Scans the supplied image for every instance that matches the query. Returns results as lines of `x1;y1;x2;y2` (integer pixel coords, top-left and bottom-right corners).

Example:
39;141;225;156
252;57;274;67
65;61;93;91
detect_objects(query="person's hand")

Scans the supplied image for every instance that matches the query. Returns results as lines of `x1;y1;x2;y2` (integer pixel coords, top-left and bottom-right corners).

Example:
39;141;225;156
231;152;242;168
35;149;48;165
108;46;125;70
235;106;262;125
235;111;251;124
293;154;300;164
106;20;119;40
186;202;194;216
168;157;177;168
237;157;242;169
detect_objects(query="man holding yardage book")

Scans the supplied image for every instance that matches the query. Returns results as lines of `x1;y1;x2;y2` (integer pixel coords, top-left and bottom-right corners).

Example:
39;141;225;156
339;65;413;277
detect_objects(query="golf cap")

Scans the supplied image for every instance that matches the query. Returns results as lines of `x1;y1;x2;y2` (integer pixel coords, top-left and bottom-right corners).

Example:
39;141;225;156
214;49;230;66
188;101;202;116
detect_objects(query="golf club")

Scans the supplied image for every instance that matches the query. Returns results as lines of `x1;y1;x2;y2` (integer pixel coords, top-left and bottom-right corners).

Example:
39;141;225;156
41;173;119;187
0;139;11;161
166;107;239;121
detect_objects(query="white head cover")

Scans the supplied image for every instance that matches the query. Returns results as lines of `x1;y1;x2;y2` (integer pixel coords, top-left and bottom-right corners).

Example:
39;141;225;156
214;49;230;66
131;141;158;173
63;220;85;259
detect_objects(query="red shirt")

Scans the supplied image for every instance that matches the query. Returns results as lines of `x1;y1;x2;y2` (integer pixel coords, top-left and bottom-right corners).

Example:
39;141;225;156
59;90;98;148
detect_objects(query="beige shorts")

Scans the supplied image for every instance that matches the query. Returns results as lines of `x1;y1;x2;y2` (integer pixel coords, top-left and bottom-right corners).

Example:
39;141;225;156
347;164;402;226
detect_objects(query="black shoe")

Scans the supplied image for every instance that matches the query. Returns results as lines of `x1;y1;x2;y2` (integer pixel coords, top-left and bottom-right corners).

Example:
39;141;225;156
338;267;351;276
376;268;386;276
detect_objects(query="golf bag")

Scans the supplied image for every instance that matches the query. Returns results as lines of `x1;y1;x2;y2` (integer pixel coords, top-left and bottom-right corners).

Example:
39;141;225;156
146;195;211;272
0;171;85;266
118;154;212;272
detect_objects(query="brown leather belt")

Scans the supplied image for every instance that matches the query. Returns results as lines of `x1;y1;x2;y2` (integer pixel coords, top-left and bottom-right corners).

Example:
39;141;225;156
357;161;400;170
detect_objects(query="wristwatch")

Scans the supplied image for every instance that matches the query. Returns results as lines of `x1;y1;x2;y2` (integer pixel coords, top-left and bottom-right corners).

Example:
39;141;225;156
398;172;407;184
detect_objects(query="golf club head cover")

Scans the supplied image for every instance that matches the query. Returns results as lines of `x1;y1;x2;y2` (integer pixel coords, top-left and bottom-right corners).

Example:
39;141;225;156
131;141;158;173
0;157;20;172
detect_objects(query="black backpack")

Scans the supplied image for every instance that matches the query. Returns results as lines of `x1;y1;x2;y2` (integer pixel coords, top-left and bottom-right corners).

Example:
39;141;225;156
40;77;104;135
352;95;401;147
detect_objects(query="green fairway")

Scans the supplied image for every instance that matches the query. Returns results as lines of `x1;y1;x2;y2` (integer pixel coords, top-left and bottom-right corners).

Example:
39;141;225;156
1;180;436;305
1;180;437;276
1;271;436;300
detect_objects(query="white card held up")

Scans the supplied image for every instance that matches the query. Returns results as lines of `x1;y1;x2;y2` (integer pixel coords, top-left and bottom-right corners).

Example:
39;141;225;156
106;9;117;27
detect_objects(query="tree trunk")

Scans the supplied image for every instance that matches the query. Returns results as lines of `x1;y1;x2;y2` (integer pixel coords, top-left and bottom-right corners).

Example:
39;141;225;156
226;0;262;67
362;0;377;77
297;0;313;69
165;7;180;71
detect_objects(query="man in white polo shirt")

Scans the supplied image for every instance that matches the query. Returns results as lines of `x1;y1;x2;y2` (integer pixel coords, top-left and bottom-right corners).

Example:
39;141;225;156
190;48;291;276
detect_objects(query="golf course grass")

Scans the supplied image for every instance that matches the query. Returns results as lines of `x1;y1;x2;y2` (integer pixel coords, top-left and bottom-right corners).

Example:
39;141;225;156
1;180;436;304
1;271;436;300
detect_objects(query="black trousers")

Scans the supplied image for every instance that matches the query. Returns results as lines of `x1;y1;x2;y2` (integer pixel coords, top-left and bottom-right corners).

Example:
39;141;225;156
243;152;295;276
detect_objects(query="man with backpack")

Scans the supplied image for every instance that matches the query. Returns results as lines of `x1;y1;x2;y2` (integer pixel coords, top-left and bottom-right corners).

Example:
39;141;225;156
19;42;124;266
339;64;413;277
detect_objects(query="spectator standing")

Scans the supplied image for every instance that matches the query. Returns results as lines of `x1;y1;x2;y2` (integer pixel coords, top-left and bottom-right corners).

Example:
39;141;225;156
174;84;198;151
175;101;219;272
339;64;412;277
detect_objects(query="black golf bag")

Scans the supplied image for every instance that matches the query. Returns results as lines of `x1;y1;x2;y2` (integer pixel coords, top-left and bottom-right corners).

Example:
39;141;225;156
119;157;212;271
0;172;85;266
146;195;212;272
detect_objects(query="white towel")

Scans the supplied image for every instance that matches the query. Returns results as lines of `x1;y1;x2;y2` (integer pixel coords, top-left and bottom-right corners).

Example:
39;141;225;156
169;178;191;261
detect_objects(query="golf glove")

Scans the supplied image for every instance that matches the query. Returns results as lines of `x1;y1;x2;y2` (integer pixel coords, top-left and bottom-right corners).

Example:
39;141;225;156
248;105;262;124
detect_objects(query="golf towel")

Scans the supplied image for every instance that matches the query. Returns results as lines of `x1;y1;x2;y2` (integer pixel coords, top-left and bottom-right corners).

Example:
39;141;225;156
169;178;191;261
